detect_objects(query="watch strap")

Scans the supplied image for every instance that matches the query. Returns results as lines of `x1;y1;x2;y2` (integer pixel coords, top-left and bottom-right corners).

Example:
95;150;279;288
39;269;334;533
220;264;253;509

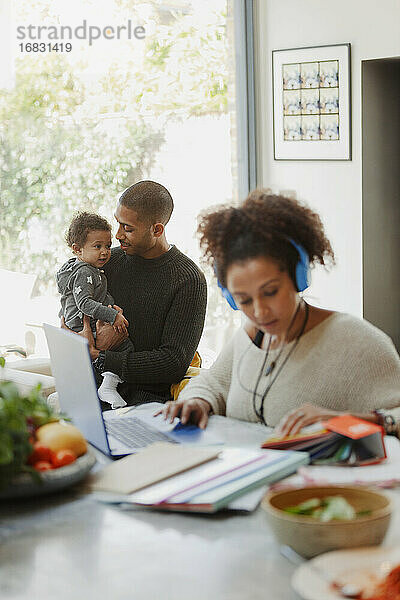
93;350;106;374
373;409;398;435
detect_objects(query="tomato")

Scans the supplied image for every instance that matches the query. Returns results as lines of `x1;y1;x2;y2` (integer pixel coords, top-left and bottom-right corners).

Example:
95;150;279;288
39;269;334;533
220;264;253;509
27;442;53;465
33;461;53;471
51;449;77;468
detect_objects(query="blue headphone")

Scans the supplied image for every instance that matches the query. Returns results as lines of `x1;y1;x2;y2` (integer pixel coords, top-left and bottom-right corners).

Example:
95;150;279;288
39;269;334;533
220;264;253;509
216;238;310;311
290;239;310;293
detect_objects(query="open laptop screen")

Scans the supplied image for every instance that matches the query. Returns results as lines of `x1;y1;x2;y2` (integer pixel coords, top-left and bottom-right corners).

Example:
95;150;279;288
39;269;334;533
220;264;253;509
44;324;111;454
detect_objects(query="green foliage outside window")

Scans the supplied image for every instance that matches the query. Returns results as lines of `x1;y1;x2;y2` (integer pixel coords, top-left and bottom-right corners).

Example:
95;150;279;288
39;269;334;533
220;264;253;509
0;1;229;296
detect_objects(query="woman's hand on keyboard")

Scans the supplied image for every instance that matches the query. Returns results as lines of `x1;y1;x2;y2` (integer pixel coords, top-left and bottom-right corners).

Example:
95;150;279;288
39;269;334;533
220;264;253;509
155;398;212;429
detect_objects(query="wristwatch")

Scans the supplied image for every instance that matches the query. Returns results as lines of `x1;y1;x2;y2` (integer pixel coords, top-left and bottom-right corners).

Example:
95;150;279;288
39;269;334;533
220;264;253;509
93;350;106;374
373;409;398;435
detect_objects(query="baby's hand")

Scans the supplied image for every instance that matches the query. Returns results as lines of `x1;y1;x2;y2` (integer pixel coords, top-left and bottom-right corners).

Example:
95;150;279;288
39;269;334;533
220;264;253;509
113;311;129;333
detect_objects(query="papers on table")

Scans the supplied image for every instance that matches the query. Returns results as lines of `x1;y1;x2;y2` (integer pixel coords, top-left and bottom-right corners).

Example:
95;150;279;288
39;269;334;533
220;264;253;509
280;436;400;489
92;444;308;513
262;415;386;466
206;415;273;447
90;443;220;495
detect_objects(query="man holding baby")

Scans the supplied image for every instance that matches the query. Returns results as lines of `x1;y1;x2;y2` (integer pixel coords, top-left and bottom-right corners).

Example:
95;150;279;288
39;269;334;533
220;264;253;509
64;180;207;407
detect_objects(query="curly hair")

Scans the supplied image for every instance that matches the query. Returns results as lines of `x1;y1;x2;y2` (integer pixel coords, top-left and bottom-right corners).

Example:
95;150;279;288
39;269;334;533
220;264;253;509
197;189;335;288
65;212;111;249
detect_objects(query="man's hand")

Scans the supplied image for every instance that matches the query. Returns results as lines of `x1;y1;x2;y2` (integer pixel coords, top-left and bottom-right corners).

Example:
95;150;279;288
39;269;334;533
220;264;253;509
61;315;99;360
112;304;124;314
96;319;128;351
113;312;129;334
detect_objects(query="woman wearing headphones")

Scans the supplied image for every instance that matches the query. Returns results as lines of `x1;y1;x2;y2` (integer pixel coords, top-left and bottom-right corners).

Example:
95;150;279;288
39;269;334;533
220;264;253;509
160;190;400;437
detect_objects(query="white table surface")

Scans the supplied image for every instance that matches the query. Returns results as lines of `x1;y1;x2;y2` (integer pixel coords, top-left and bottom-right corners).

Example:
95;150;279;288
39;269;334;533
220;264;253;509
1;482;297;600
2;414;400;600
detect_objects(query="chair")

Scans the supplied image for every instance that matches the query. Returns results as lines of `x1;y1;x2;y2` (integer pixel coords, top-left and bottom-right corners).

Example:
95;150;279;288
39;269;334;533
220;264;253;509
0;366;55;397
170;351;202;401
0;268;56;395
0;268;36;350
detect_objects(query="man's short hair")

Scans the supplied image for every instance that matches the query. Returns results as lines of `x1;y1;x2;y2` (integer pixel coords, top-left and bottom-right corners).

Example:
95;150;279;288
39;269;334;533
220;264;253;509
119;180;174;225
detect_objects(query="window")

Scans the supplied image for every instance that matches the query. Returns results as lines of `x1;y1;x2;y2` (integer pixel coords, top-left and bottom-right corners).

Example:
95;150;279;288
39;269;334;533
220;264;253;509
0;0;252;360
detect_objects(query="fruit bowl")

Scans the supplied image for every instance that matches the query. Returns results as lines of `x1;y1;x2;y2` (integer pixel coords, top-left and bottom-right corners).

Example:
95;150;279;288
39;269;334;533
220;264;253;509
0;449;96;499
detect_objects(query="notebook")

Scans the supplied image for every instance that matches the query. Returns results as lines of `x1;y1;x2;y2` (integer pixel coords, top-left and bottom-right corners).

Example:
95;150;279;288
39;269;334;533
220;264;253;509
90;443;221;494
262;415;386;466
94;446;309;513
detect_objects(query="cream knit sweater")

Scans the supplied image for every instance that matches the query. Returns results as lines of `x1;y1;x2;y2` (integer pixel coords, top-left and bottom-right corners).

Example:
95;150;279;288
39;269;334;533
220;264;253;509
180;313;400;426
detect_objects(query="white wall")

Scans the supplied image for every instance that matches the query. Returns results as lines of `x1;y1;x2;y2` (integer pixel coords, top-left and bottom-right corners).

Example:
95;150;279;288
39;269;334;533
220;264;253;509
254;0;400;316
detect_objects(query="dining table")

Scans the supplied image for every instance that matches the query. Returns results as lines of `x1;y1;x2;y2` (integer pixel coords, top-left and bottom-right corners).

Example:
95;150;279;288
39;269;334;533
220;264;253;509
2;426;400;600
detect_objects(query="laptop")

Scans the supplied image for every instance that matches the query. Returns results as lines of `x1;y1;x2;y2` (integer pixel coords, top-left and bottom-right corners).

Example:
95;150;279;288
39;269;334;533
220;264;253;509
43;324;221;457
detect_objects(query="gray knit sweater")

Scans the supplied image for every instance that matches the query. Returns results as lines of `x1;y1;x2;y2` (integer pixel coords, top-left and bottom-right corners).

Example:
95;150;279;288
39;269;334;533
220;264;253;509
103;246;207;400
179;312;400;426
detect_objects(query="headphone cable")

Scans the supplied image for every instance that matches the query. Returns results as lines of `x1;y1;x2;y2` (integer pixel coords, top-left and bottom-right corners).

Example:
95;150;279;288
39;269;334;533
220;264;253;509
237;299;303;396
253;300;309;425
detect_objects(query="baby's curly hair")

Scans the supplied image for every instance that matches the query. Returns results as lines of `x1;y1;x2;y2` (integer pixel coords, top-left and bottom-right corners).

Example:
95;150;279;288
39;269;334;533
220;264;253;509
197;189;335;288
65;212;111;249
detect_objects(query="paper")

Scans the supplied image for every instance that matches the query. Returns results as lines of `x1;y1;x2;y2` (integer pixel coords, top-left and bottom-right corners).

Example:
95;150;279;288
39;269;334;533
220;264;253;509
227;486;268;511
324;414;383;439
262;415;386;466
175;452;302;505
89;442;220;494
93;485;269;512
117;447;308;512
206;414;272;447
281;436;400;488
127;447;267;504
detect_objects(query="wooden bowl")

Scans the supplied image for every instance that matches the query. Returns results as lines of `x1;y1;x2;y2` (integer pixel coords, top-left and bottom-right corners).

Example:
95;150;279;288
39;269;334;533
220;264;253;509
262;485;391;558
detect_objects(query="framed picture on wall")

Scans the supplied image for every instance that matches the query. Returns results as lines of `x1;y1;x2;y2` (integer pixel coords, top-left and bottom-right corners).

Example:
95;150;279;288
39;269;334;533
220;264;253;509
272;43;351;160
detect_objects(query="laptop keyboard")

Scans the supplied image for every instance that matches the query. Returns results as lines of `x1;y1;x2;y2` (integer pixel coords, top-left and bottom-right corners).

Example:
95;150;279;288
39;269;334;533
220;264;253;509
105;417;176;449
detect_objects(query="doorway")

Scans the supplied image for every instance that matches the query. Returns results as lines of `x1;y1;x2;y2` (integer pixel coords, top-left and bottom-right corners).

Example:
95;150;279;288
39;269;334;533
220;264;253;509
362;57;400;349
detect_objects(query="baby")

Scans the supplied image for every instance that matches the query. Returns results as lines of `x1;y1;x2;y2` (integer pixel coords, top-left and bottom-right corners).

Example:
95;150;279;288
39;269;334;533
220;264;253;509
57;212;131;409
